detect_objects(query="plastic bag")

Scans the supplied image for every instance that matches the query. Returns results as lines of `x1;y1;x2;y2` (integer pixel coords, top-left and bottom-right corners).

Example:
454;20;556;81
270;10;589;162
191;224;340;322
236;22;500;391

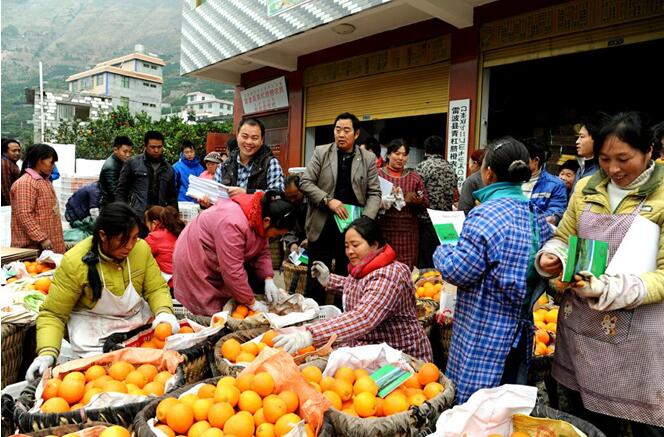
322;343;415;377
512;413;588;437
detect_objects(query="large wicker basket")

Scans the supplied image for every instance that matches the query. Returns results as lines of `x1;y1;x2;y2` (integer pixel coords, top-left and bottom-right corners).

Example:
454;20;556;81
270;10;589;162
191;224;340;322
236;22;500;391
1;322;35;389
282;261;308;294
213;327;271;377
269;238;284;270
415;298;439;337
24;421;113;437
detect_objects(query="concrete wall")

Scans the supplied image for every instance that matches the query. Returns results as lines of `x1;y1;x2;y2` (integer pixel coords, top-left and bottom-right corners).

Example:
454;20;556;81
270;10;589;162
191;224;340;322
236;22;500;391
34;92;114;142
105;73;162;120
135;61;163;78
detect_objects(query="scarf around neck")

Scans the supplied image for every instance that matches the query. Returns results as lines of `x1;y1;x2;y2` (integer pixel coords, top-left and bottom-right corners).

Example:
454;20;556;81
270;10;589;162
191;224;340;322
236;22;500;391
348;244;397;278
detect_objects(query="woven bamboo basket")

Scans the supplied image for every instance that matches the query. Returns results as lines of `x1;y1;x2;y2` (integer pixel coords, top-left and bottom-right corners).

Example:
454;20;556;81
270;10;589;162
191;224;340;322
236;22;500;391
415;298;439;337
24;421;113;437
282;261;308;294
269;238;284;270
1;322;33;389
213;327;271;377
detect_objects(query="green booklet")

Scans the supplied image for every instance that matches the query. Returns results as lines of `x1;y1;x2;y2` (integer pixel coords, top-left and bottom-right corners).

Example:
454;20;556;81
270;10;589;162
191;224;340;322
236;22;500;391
333;204;364;232
433;223;460;245
561;235;609;282
371;364;414;398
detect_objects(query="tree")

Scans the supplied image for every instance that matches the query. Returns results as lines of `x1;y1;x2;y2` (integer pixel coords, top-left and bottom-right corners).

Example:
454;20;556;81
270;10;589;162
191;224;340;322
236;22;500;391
44;106;232;162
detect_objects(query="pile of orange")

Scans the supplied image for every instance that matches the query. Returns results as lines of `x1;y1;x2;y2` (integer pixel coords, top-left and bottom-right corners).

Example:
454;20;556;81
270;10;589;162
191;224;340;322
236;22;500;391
40;361;175;413
230;304;260;320
99;425;131;437
140;322;195;349
300;362;444;418
220;330;315;364
533;297;558;357
415;281;443;301
24;261;52;276
152;372;314;437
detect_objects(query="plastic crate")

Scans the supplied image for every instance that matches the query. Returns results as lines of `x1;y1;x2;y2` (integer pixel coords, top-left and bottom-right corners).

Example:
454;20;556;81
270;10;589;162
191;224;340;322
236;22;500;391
178;202;200;224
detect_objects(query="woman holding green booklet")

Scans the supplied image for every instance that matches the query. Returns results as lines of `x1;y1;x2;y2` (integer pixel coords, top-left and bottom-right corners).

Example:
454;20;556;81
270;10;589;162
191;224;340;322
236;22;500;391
536;112;664;436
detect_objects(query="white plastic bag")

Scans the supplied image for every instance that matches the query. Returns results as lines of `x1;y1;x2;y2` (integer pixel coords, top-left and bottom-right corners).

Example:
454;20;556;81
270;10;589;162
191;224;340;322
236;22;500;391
322;343;415;377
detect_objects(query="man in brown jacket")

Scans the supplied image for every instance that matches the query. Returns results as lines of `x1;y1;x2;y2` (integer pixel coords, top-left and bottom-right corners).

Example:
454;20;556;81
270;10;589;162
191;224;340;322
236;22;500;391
300;112;382;305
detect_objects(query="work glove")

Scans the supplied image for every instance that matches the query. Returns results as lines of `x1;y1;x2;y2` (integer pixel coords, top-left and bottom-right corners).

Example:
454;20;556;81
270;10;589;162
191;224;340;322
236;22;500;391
311;261;330;286
26;355;55;384
250;299;269;313
152;312;180;334
273;328;314;355
264;279;282;304
572;271;647;311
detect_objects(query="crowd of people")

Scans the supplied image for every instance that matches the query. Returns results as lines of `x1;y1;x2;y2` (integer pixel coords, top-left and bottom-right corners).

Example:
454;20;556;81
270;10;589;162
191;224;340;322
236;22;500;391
3;109;664;436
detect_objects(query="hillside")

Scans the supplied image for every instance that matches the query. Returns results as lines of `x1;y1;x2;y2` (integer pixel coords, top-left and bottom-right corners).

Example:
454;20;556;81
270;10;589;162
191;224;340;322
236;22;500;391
1;0;233;143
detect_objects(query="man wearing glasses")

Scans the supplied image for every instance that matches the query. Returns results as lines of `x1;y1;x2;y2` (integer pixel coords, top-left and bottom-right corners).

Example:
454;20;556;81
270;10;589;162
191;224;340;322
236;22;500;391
300;112;382;305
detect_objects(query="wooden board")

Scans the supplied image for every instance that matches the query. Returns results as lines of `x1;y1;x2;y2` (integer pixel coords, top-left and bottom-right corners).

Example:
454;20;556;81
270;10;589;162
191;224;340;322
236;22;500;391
0;247;39;264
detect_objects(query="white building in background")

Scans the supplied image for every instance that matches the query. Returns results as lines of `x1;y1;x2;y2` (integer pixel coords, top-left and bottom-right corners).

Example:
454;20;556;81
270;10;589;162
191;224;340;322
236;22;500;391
183;92;233;120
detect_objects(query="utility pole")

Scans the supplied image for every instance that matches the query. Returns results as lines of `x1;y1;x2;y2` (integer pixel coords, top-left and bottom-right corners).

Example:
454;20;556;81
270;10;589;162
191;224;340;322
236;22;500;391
39;61;45;142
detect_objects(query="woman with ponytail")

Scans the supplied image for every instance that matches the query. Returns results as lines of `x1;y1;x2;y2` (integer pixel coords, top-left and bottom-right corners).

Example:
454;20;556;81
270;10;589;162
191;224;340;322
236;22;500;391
144;206;185;287
433;136;553;403
26;202;177;383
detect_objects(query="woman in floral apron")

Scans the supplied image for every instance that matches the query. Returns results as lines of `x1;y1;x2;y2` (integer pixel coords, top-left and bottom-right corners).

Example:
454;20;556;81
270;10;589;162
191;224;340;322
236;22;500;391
537;112;664;436
25;202;178;384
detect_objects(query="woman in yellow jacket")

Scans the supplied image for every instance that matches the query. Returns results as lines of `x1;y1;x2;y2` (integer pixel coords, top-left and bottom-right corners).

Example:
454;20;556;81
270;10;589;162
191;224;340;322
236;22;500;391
536;112;664;435
25;202;177;383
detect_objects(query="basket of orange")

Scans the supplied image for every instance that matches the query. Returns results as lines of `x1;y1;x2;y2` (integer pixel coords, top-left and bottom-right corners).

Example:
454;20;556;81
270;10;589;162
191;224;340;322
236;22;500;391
530;294;559;383
1;322;36;389
18;421;123;437
133;348;330;437
13;348;186;433
301;352;455;437
103;320;226;385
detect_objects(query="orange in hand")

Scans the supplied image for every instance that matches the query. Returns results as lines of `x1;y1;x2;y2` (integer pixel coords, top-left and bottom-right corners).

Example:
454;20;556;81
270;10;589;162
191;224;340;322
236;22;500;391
154;323;172;341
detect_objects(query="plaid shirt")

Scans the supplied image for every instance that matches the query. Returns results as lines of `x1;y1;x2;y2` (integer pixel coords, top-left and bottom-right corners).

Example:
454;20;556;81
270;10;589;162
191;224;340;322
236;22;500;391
215;154;284;192
1;156;20;206
433;197;552;403
307;261;433;361
10;170;65;253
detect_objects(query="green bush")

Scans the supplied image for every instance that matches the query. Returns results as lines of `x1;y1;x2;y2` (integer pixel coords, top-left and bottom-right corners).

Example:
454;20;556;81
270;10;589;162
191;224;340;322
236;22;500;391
44;106;232;162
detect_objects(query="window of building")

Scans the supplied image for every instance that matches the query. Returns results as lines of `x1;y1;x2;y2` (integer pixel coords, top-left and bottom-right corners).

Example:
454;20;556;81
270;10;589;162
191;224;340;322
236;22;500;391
143;82;150;87
150;84;156;88
151;65;157;70
199;104;204;109
57;103;90;121
149;103;156;107
121;76;130;88
94;74;103;86
201;97;205;101
208;103;212;108
120;97;129;108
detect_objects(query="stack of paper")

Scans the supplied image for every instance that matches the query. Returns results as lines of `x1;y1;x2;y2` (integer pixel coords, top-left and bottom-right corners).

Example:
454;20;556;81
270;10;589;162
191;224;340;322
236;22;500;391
427;209;466;245
185;175;229;204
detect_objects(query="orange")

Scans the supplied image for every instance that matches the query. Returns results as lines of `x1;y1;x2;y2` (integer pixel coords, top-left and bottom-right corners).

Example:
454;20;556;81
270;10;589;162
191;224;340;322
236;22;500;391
58;379;85;404
63;371;86;384
238;390;263;414
167;403;194;435
152;338;166;349
235;374;255;393
214;385;240;407
353;392;377;418
296;345;315;355
102;380;128;394
254;407;267;426
235;305;249;317
332;379;353;401
92;375;114;389
156;425;176;437
99;426;131;437
536;293;550;306
533;309;547;323
342;408;358;417
278;390;298;413
223;412;255;437
274;413;301;437
240;342;259;356
320;376;335;392
137;364;159;381
309;382;321;393
353;368;369;380
545;322;557;332
180;394;199;407
322;390;342;410
535;329;550;345
382;393;408;416
125;370;148;388
141;340;156;349
156;397;179;422
334;367;355;384
187;421;211;437
408;393;427;407
155;323;173;341
544;308;559;324
261;330;278;347
67;403;84;410
108;361;135;381
300;366;322;384
401;374;421;389
82;387;103;405
256;422;276;437
353;376;378;396
534;320;547;330
252;372;275;397
511;433;530;437
263;396;287;424
143;381;165;396
197;384;216;399
534;342;548;356
236;351;256;363
374;397;384;417
217;376;236;387
198;428;223;437
84;365;107;382
423;382;444;400
155;370;174;385
179;326;195;334
221;339;242;362
42;378;62;401
417;363;440;386
207;401;234;428
34;277;52;293
230;311;244;319
41;397;70;413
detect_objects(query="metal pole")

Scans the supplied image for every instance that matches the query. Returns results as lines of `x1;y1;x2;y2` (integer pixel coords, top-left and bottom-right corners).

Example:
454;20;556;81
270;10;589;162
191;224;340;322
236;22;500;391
39;61;45;142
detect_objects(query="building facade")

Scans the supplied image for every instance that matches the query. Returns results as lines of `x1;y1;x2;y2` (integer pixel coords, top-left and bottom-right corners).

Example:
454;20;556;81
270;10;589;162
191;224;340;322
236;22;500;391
179;0;664;180
183;92;234;120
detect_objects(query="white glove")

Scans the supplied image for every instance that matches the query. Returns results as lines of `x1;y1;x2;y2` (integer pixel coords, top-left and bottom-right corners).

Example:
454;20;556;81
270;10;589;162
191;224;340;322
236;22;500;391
574;271;647;311
273;329;314;354
380;195;395;210
264;279;281;304
26;355;55;384
250;299;269;313
152;312;180;334
311;261;330;286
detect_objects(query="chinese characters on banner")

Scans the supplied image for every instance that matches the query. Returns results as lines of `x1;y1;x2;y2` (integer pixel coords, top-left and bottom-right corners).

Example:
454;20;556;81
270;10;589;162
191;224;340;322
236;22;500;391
446;99;470;188
241;76;289;115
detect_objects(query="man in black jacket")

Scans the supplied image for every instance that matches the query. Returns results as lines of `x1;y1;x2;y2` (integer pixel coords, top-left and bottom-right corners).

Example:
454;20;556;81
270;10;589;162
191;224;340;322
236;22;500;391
98;136;133;207
116;131;178;236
